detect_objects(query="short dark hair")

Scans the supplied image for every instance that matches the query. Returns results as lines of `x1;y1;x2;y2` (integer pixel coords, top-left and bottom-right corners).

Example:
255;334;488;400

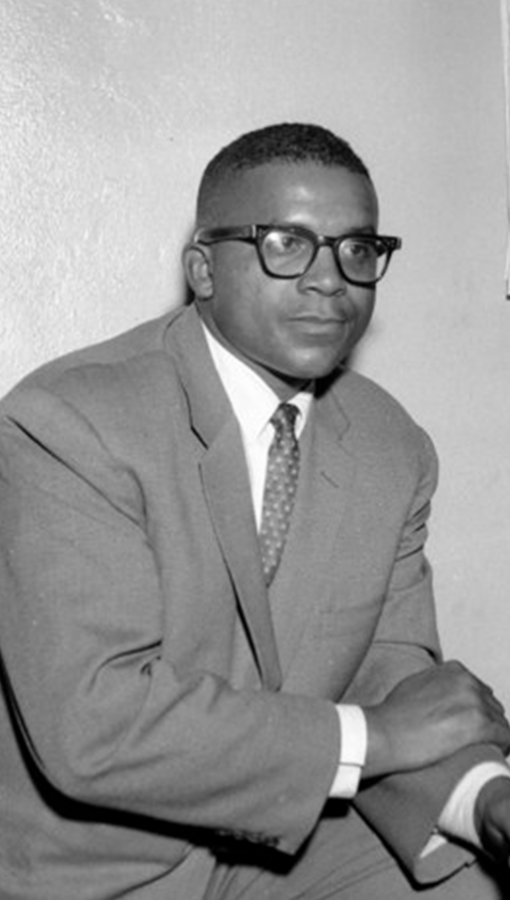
196;122;371;224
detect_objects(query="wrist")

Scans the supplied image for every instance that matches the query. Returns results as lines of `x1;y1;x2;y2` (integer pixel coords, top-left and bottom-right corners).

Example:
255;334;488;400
474;774;510;844
362;705;393;779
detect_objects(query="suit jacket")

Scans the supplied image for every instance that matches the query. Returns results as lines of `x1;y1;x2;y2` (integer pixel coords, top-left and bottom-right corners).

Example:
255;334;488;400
0;303;502;898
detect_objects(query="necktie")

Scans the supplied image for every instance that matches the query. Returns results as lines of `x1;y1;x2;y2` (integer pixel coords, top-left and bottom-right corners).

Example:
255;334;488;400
259;403;300;586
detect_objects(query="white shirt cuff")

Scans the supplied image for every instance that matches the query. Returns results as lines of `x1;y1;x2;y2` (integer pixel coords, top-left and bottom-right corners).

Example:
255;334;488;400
437;761;510;849
329;704;368;799
421;761;510;858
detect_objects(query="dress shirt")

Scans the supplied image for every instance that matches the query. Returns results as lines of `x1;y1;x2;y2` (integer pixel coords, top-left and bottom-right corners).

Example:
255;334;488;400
201;320;510;849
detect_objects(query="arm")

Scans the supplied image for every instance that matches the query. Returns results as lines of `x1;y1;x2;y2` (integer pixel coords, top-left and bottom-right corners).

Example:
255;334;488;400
0;383;339;855
339;427;510;880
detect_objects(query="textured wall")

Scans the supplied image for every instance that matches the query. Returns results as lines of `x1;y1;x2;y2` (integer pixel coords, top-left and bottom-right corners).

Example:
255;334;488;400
1;0;510;708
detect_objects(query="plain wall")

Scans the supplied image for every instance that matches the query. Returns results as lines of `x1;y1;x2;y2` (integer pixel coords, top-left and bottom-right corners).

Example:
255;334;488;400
1;0;510;708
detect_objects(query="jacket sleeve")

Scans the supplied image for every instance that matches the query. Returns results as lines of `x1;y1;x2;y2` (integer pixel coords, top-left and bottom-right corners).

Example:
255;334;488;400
0;382;339;857
341;425;506;883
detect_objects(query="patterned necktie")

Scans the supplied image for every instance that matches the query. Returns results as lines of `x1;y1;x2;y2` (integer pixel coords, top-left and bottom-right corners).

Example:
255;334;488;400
259;403;300;586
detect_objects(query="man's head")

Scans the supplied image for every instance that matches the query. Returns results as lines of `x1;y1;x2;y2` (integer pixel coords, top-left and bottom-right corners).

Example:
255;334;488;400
183;123;400;398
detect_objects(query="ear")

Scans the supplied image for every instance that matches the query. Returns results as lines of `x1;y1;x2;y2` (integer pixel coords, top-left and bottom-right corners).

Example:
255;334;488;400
182;242;214;300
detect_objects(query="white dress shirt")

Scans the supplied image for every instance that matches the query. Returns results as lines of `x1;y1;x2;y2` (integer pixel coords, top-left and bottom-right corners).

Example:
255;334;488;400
201;321;510;853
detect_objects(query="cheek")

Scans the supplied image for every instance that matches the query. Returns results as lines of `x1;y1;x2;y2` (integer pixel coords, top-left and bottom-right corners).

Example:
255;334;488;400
208;286;272;359
215;263;284;336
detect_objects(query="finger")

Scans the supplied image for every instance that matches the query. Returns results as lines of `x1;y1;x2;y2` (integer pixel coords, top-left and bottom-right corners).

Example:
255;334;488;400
474;687;509;721
485;696;509;722
486;724;510;755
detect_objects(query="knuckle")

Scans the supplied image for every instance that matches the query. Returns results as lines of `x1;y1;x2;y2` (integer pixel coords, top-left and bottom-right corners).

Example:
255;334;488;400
446;660;468;684
447;659;464;672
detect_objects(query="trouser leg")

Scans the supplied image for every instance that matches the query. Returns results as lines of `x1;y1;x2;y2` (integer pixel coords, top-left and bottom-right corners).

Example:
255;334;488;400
202;804;510;900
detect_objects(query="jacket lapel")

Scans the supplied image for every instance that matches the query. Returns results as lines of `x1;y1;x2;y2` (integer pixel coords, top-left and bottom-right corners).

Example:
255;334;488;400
167;307;282;691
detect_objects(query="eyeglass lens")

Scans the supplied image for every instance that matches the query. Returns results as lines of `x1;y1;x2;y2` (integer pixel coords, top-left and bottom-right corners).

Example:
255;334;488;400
260;230;386;282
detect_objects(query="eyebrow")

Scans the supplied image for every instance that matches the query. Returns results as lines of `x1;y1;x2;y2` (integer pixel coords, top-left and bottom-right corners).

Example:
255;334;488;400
267;221;378;236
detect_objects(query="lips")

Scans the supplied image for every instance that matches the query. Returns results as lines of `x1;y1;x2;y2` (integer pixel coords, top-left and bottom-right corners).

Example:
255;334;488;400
290;314;351;331
294;315;347;324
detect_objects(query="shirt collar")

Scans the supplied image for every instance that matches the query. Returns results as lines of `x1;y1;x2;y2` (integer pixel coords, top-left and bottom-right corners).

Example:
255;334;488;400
201;321;313;444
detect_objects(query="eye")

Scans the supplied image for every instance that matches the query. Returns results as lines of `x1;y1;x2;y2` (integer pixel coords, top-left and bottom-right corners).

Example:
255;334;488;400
342;238;376;261
341;239;385;276
264;229;310;257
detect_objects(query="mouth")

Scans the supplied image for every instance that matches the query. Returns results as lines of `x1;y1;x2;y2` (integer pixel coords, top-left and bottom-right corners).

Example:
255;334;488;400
294;314;348;323
289;314;352;334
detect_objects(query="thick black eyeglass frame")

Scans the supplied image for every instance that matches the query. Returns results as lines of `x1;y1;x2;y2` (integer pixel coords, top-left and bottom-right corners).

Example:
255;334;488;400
193;224;402;286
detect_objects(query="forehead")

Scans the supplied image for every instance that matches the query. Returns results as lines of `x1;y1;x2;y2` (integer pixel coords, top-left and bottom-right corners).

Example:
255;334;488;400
207;162;378;230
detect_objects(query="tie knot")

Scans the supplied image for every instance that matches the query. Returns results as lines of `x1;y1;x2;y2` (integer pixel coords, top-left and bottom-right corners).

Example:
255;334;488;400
270;403;299;437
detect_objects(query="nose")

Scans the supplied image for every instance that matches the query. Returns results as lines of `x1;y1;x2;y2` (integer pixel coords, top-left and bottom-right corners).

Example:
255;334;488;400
298;244;347;295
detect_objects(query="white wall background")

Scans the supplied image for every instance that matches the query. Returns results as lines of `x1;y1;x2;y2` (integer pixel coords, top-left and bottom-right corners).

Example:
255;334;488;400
1;0;510;708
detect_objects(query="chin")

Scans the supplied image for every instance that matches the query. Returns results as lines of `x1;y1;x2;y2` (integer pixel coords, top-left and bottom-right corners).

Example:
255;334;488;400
292;351;347;382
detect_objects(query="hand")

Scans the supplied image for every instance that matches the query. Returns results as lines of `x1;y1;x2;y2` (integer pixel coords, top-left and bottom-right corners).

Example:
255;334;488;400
363;661;510;779
474;776;510;865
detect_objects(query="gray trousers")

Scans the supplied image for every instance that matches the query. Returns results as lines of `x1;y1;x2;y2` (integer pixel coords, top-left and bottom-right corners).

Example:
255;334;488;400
198;804;510;900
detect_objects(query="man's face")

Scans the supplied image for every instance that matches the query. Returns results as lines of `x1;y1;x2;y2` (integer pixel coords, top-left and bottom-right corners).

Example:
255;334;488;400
195;162;379;398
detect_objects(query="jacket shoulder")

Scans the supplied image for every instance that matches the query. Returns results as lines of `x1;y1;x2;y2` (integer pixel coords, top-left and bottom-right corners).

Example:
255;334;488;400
8;308;185;394
332;369;428;434
0;308;193;460
326;368;438;474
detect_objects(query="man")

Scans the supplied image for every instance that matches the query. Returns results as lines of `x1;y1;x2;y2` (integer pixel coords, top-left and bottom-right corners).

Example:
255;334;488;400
0;122;510;899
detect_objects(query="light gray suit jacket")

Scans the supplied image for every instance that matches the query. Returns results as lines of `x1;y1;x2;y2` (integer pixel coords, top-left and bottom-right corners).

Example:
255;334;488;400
0;303;501;898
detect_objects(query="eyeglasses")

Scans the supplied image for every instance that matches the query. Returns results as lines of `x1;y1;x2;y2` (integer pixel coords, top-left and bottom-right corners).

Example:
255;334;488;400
193;224;402;286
